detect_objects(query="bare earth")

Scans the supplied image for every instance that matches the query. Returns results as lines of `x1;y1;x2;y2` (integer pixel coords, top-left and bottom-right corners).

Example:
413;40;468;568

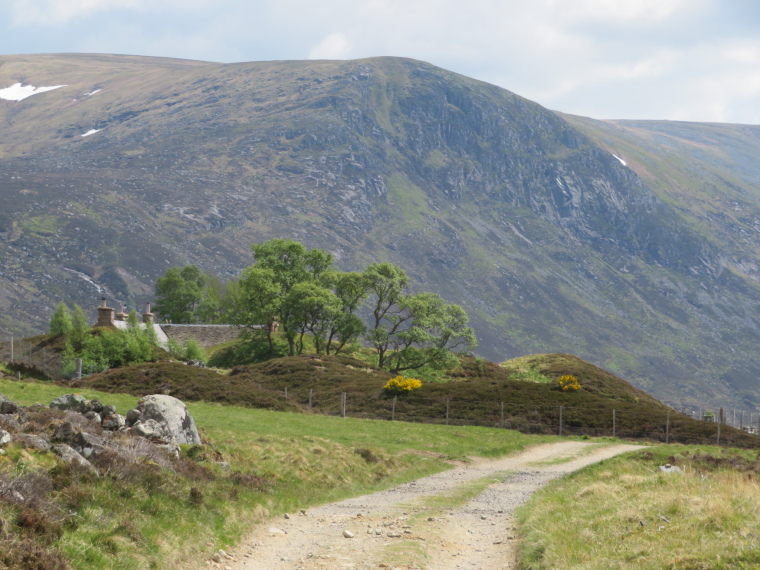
221;441;643;570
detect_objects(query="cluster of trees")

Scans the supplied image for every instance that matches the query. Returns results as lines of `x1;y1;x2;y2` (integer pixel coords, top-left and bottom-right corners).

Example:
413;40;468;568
50;303;158;375
154;239;476;373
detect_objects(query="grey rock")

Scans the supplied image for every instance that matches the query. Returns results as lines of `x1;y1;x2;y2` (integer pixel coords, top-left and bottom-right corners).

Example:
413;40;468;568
131;419;170;441
659;464;684;475
51;443;97;473
102;405;117;417
89;398;105;413
102;414;126;430
136;395;201;445
342;530;354;538
15;434;51;451
0;429;10;447
84;411;102;424
52;421;76;444
0;394;21;414
50;394;89;413
75;432;107;458
125;409;142;426
215;461;231;471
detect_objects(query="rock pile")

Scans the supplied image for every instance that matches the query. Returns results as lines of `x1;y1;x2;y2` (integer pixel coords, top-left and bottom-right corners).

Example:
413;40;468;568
0;392;202;474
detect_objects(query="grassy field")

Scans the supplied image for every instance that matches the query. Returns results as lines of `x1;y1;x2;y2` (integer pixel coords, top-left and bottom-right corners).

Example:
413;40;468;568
516;444;760;569
0;374;551;569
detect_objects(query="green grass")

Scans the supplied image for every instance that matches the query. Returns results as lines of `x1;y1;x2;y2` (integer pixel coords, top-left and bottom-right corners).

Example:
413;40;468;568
0;375;550;568
516;444;760;569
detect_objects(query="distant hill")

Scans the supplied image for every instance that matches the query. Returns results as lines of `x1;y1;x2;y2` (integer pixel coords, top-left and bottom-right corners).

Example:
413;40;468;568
2;53;760;411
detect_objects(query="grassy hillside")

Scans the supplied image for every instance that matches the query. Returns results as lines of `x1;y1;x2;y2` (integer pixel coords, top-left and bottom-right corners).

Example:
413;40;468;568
69;351;759;448
0;372;548;569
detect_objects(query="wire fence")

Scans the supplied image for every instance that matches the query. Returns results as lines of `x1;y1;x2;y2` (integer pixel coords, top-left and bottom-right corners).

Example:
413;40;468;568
1;337;758;446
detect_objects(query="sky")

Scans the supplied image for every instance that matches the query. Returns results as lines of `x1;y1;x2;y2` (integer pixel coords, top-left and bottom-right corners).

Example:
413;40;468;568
1;0;759;124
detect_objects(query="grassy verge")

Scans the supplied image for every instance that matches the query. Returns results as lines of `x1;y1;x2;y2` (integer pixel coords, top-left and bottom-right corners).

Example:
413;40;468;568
516;445;760;569
0;377;550;569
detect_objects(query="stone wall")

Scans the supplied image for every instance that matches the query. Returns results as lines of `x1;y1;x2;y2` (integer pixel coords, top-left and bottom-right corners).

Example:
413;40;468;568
159;324;250;348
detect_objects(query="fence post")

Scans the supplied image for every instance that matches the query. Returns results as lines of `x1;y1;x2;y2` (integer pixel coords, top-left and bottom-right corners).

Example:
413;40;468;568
284;387;288;399
42;348;46;376
392;395;396;421
76;359;82;380
740;411;744;431
445;398;450;425
308;389;313;409
341;392;346;418
558;405;563;436
28;341;32;365
500;402;504;429
613;409;616;438
10;336;13;363
717;421;721;446
665;413;670;444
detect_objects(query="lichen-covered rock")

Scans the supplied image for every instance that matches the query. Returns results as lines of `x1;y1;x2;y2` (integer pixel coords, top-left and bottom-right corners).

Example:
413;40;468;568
84;411;102;424
50;394;90;413
0;429;10;447
75;432;107;459
136;395;201;445
0;394;20;414
51;443;97;473
131;419;170;442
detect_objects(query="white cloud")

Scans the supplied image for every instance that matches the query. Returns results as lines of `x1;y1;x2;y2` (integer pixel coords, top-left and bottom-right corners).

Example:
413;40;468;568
308;32;352;60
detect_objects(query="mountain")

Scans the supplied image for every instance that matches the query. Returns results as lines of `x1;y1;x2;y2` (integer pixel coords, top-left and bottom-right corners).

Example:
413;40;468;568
1;53;759;411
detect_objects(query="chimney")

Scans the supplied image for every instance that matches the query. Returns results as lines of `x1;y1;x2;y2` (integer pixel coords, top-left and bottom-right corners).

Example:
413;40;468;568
142;302;154;325
115;304;129;322
96;297;115;327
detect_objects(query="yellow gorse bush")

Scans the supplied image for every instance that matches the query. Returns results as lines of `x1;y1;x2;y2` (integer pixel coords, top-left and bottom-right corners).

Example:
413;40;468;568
383;375;423;395
558;374;581;392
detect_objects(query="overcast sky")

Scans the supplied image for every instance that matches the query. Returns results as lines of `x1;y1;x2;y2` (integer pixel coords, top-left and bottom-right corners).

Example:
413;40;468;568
1;0;759;124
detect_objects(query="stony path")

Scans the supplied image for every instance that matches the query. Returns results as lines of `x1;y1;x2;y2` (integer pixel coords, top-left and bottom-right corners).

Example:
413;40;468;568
219;441;643;570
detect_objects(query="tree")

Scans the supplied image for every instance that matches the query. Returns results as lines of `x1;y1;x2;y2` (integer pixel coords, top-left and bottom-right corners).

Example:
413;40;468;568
154;265;205;323
363;262;411;368
237;266;282;357
69;304;91;353
49;302;72;336
283;282;342;355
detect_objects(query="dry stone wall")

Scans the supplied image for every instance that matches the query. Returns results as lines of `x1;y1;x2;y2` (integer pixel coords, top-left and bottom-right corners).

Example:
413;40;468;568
159;324;248;348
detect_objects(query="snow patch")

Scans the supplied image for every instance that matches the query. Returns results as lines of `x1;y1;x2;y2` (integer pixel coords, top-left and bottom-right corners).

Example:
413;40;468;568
81;129;101;137
84;89;101;96
612;153;627;166
0;83;66;102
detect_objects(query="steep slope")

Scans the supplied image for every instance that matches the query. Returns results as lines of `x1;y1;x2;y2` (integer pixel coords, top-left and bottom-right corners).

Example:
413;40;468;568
1;54;759;410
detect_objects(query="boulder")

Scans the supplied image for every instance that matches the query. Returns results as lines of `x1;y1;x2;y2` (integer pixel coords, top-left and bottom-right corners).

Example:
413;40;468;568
136;395;201;445
0;394;20;414
51;444;97;474
125;409;142;426
659;464;684;475
102;414;126;431
0;429;10;447
50;394;90;413
84;411;102;424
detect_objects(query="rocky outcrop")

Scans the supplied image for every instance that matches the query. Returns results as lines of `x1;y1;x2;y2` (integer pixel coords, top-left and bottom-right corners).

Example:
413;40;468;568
133;395;201;445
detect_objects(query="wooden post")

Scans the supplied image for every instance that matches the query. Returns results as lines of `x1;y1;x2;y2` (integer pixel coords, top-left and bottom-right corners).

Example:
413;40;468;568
42;348;46;376
719;408;724;425
733;409;736;427
445;398;450;425
500;402;504;429
613;409;617;438
341;392;346;418
740;411;744;431
665;413;670;444
558;405;563;436
392;395;397;421
28;342;32;365
284;387;288;399
717;421;721;446
76;358;82;380
308;389;313;409
17;371;21;381
10;336;13;363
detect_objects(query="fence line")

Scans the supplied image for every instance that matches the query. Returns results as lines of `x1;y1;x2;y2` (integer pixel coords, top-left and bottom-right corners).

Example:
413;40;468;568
0;338;65;381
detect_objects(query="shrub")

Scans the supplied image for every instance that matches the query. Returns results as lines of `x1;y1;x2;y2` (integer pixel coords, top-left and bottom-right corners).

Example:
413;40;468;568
382;375;422;396
49;303;73;336
558;374;581;392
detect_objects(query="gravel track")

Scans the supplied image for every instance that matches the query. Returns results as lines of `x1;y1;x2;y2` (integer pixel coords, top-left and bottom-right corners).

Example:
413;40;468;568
221;441;643;570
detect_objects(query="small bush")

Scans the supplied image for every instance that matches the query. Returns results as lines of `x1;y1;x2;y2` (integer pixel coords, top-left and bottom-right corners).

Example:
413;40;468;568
382;375;422;396
558;374;581;392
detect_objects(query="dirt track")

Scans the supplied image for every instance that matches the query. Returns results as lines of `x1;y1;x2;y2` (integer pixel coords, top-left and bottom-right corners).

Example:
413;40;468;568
221;441;643;570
